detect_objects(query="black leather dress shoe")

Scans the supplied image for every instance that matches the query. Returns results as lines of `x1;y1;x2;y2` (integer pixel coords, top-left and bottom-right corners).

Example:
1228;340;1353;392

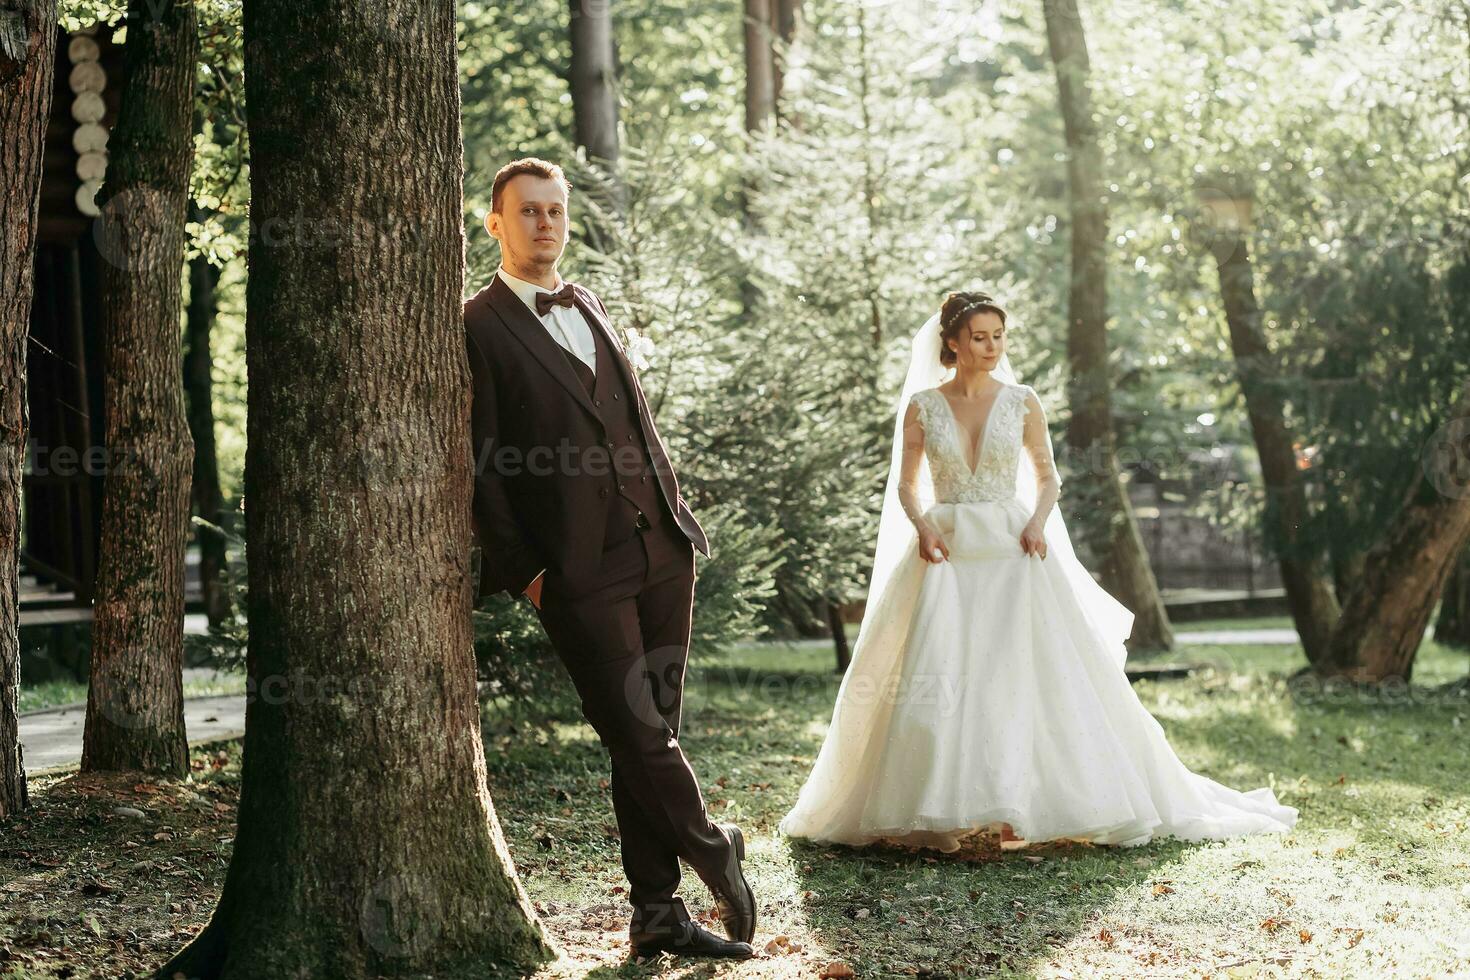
629;920;755;960
704;823;756;944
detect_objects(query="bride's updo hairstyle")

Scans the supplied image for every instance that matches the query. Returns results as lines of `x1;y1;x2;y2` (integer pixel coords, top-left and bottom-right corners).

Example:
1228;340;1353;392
938;291;1008;367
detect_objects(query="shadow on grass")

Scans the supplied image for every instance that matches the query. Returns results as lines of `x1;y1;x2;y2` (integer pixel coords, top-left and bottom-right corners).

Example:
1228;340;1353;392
486;641;1467;977
686;658;1243;975
783;833;1198;976
1157;666;1470;801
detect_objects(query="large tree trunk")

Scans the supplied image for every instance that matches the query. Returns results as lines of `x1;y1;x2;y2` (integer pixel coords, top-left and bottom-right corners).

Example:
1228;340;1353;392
156;0;555;974
183;219;232;627
1042;0;1172;652
1435;546;1470;650
81;0;196;775
1318;379;1470;682
1331;539;1366;606
1199;182;1340;666
0;0;59;818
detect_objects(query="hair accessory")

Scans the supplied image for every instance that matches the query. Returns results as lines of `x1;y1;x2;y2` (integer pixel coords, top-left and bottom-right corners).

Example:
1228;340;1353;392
942;294;1005;330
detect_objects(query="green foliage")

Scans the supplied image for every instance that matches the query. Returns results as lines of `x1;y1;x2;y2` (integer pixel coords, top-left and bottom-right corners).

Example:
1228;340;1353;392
180;516;246;669
560;142;746;412
720;0;1013;632
58;0;122;33
1089;0;1470;570
470;591;566;710
685;499;784;650
683;343;885;636
188;0;248;265
94;0;1469;653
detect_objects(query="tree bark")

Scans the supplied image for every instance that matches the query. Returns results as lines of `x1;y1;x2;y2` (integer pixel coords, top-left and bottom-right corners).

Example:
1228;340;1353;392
184;220;232;627
568;0;618;165
1201;190;1341;666
567;0;623;241
1318;379;1470;682
743;0;775;135
0;0;59;818
1435;546;1470;650
1331;540;1365;606
827;600;850;673
1042;0;1172;652
80;0;197;776
156;0;556;973
739;0;776;331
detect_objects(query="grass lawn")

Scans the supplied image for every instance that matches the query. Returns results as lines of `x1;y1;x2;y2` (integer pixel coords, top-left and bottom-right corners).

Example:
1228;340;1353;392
17;672;247;715
2;635;1467;978
1170;615;1298;635
491;636;1470;978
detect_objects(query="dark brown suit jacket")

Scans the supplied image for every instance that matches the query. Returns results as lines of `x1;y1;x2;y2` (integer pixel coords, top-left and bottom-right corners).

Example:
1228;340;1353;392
465;274;711;597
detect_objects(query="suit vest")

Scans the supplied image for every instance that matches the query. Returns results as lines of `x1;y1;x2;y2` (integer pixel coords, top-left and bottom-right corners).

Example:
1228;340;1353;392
557;318;678;552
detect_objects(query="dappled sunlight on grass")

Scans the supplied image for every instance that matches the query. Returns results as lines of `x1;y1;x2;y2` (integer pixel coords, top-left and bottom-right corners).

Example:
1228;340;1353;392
483;631;1470;977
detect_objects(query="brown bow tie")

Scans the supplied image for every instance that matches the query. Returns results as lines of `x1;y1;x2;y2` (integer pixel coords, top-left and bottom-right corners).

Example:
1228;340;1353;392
534;283;577;317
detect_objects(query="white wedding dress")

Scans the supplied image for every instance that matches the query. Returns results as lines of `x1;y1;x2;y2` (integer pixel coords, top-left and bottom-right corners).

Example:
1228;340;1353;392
778;378;1298;851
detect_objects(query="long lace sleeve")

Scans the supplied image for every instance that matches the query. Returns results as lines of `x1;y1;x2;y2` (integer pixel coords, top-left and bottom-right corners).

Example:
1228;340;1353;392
898;396;934;533
1021;387;1062;525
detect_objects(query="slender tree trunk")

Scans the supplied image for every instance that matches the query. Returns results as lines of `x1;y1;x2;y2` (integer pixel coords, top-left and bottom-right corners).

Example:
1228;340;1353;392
1319;379;1470;682
855;3;881;361
1200;185;1340;665
568;0;619;165
184;228;232;626
743;0;775;136
156;0;555;973
567;0;623;239
739;0;776;326
0;0;59;818
827;600;850;673
1435;547;1470;650
1042;0;1171;652
81;0;196;775
772;0;801;123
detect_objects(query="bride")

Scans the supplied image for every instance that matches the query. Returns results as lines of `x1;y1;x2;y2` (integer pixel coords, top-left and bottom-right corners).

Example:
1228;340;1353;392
778;291;1298;851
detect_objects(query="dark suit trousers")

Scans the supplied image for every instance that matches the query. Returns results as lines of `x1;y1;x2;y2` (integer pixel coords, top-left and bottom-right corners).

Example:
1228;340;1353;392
533;512;731;935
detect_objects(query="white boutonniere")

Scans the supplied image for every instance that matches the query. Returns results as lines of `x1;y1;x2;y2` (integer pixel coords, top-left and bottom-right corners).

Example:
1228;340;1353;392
624;327;656;371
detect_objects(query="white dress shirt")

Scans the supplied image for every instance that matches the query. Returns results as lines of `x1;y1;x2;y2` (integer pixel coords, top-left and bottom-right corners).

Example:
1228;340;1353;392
496;266;597;373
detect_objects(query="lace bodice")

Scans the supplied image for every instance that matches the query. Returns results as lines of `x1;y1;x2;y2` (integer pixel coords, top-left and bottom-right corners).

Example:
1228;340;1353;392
911;383;1033;503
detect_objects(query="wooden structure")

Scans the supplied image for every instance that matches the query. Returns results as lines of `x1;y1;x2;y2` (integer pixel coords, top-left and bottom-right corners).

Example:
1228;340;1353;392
21;22;123;614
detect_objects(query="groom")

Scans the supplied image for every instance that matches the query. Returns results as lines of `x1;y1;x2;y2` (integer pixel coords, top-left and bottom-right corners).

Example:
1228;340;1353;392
464;157;756;960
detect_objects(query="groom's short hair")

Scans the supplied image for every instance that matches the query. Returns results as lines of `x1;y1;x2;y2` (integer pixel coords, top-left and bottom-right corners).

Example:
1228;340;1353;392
491;158;572;213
